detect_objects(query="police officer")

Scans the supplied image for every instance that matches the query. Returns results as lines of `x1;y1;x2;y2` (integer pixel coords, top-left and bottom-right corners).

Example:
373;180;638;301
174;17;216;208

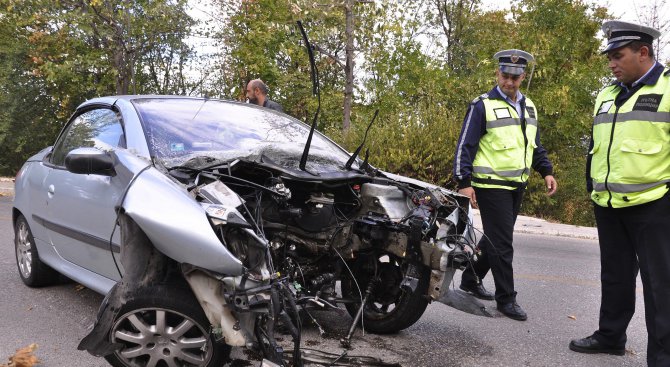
569;21;670;366
453;49;557;321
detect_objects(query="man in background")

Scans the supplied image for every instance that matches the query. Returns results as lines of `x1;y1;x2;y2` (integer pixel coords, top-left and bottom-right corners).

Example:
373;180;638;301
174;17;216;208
246;79;283;112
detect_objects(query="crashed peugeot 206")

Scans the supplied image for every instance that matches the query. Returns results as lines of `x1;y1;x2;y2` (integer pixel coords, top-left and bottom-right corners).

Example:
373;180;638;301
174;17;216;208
13;95;488;367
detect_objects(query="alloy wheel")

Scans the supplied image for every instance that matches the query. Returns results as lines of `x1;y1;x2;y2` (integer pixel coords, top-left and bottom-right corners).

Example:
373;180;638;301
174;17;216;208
111;307;213;367
16;220;33;279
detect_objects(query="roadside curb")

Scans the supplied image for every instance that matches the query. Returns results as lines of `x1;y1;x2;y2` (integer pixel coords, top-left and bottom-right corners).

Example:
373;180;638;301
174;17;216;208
0;177;13;197
471;209;598;240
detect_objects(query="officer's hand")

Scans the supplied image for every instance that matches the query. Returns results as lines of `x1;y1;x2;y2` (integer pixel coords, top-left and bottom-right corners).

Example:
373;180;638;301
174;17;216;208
545;175;557;196
458;187;478;209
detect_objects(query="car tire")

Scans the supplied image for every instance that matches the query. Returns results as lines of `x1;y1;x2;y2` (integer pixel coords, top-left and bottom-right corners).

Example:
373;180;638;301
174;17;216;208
15;214;59;287
104;285;231;367
341;254;430;334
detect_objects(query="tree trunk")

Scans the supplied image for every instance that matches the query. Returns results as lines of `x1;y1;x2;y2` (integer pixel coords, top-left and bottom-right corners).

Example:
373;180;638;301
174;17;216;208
343;0;354;131
114;46;130;95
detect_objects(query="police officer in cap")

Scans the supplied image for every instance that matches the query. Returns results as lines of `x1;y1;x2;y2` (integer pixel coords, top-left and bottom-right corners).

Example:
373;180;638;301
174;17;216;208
453;49;557;321
569;20;670;366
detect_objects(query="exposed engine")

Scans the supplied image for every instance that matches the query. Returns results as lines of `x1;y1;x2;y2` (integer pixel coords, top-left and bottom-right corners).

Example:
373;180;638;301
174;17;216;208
179;159;478;350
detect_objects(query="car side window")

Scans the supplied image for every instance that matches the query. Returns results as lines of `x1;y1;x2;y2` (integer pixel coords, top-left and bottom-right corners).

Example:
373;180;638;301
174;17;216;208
50;108;125;167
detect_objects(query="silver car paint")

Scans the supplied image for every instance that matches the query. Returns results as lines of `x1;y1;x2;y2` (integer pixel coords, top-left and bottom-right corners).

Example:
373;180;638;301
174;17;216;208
14;97;244;295
42;164;123;280
114;150;245;276
14;148;120;294
14;149;51;243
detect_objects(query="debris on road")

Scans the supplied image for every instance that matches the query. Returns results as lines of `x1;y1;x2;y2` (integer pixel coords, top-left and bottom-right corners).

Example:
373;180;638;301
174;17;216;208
1;344;40;367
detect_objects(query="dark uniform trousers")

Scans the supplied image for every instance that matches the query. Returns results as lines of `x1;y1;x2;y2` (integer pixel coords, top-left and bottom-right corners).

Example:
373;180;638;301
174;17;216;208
592;192;670;367
461;187;524;304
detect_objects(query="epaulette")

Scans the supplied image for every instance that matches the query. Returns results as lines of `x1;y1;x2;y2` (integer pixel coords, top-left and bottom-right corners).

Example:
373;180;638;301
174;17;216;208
471;93;488;104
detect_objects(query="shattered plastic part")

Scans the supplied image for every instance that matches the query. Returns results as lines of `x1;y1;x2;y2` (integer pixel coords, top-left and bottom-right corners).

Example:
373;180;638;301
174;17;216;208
184;270;249;346
198;180;244;207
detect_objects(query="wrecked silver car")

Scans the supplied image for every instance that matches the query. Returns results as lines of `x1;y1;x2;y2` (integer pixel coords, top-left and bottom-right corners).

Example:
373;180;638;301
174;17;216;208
13;96;483;367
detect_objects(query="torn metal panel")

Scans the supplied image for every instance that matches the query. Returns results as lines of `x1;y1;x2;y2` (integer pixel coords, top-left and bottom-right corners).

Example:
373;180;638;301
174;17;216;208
113;150;244;276
437;289;496;318
430;268;494;317
78;214;172;355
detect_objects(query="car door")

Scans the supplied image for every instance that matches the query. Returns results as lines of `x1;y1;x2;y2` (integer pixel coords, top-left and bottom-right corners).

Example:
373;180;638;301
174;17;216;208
42;106;127;281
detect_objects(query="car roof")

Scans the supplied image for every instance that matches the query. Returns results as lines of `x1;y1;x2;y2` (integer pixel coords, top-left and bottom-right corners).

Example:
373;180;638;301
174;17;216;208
77;95;236;110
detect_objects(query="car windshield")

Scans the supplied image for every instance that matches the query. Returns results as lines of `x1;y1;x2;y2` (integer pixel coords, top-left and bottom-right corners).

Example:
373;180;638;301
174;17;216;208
132;98;353;171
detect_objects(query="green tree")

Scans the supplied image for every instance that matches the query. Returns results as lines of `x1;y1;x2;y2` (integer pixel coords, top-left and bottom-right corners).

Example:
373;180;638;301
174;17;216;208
0;4;63;174
334;0;610;225
210;0;380;132
0;0;620;227
0;0;197;175
512;0;610;225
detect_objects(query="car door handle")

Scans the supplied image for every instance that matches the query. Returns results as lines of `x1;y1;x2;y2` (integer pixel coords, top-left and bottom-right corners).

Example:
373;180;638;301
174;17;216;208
47;184;55;198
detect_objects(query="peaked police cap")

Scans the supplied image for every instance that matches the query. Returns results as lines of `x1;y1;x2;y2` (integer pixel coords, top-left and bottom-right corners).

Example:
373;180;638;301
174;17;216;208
601;20;661;53
494;49;534;76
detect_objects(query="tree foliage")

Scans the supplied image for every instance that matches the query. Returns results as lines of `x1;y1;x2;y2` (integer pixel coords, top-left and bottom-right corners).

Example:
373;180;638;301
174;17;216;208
0;0;195;173
1;0;619;226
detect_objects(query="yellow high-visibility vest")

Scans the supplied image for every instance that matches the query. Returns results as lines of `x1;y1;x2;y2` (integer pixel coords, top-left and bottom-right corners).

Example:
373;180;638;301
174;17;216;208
590;69;670;207
472;97;538;190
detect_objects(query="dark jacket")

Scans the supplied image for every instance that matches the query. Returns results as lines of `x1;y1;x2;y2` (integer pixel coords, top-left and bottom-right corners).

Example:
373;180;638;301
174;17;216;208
263;99;283;113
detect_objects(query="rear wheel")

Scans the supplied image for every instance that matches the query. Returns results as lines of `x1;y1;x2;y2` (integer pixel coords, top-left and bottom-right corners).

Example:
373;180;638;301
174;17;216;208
105;285;230;367
341;253;430;334
14;214;59;287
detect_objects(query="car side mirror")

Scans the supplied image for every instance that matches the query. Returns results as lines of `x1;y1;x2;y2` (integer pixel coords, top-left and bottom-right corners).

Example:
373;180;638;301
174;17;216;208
65;147;116;176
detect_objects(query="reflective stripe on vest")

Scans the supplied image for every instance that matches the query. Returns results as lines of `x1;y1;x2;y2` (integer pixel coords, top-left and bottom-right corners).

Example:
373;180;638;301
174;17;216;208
473;166;530;177
472;97;537;190
593;110;670;125
590;70;670;208
592;179;670;193
488;117;538;128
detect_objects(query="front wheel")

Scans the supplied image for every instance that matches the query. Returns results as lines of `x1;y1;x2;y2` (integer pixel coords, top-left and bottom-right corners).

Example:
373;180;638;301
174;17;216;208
105;285;230;367
341;253;430;334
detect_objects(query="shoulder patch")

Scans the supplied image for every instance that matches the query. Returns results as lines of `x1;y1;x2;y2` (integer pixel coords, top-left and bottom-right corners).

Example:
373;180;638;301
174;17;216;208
471;93;489;104
526;106;536;119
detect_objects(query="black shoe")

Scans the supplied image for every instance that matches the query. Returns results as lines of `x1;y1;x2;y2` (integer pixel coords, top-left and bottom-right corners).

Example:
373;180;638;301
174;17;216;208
569;336;625;356
497;302;527;321
459;283;495;300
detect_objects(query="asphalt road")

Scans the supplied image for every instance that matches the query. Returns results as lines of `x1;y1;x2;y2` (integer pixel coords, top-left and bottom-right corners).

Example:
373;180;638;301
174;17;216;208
0;195;647;367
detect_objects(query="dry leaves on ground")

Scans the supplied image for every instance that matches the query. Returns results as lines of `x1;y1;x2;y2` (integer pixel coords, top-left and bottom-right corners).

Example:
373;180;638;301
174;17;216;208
0;344;40;367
